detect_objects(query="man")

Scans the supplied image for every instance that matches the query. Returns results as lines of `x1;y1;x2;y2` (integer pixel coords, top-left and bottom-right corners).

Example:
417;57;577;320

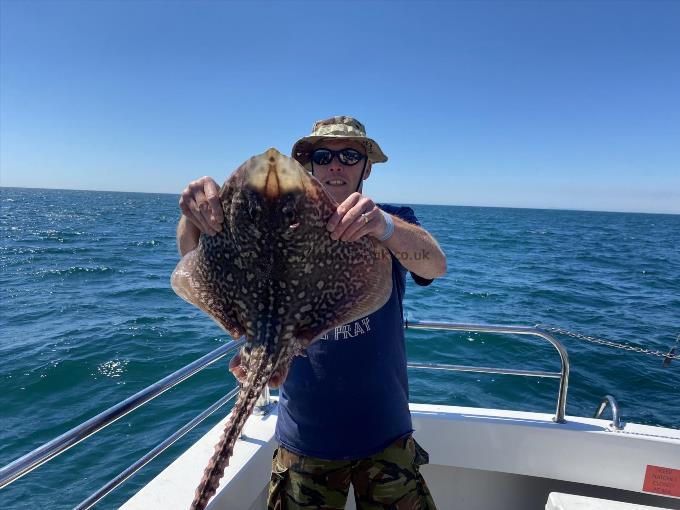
177;116;446;509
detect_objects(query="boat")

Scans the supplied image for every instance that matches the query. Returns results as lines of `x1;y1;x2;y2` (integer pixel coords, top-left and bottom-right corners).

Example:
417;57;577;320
1;320;679;509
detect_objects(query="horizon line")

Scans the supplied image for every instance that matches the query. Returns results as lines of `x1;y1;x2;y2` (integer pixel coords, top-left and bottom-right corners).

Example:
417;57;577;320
1;185;678;217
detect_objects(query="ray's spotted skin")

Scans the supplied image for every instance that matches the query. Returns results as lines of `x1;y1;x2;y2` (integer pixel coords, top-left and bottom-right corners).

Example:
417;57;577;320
171;148;392;510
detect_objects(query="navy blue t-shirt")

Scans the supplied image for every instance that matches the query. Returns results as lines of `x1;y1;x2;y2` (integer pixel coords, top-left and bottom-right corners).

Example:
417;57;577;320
276;205;431;460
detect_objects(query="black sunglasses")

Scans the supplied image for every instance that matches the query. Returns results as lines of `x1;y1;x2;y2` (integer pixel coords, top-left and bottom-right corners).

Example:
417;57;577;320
311;148;365;166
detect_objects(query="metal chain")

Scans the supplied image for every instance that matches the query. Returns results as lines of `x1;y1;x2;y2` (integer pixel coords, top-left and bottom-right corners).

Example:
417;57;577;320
535;324;680;361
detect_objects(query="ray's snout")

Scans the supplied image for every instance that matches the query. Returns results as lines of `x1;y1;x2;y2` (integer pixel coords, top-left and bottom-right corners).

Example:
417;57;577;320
246;148;306;200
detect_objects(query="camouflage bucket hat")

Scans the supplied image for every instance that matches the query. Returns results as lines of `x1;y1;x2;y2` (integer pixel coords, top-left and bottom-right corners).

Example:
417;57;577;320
292;116;388;168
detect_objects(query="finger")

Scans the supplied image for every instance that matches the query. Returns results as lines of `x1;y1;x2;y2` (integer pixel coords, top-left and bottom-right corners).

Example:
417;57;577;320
181;187;214;234
342;206;379;242
268;372;283;388
327;193;362;234
333;199;373;241
179;192;192;217
204;179;224;230
350;208;386;242
182;192;215;235
228;354;247;382
188;197;217;235
345;221;373;242
228;353;241;370
331;200;366;240
232;366;247;382
341;214;369;242
180;195;201;228
268;364;290;388
194;190;217;233
180;181;217;235
184;212;207;234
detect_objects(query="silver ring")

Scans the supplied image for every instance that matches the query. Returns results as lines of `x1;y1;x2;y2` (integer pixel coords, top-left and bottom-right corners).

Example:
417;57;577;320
361;212;370;224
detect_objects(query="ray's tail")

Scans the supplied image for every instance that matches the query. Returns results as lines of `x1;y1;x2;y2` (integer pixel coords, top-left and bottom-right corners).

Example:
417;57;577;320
190;345;273;510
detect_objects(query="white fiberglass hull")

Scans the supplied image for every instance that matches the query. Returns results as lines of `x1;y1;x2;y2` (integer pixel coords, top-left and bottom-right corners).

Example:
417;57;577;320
121;401;680;510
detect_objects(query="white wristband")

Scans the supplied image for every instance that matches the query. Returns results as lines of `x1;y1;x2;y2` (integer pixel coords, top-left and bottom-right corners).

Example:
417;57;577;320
376;210;394;241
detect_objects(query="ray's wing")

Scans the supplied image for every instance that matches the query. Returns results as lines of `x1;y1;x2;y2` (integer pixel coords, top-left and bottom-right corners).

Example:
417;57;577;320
171;182;245;340
285;172;394;345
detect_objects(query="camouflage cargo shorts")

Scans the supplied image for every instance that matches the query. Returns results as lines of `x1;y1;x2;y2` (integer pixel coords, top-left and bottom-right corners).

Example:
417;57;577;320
267;435;437;510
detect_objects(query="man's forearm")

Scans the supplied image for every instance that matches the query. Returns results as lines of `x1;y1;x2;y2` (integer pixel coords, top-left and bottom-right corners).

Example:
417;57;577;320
381;216;447;279
177;215;201;256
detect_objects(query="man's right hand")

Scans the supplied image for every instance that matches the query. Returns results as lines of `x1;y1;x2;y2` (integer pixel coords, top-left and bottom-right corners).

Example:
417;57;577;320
179;176;224;236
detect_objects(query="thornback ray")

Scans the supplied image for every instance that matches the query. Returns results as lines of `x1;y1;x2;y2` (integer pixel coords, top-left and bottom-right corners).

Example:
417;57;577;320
171;148;392;510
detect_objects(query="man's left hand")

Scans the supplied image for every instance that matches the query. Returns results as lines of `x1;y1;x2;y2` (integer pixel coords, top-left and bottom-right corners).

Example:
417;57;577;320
326;192;387;242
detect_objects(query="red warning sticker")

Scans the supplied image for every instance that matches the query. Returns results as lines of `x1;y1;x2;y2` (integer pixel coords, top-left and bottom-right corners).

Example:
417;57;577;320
643;465;680;498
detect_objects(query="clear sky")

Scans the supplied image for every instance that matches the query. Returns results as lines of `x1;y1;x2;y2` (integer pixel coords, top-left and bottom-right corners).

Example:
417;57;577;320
1;0;678;213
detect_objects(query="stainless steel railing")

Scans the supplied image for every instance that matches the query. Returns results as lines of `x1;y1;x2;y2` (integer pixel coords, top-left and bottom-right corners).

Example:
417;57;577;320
0;337;245;490
75;386;242;510
0;320;571;508
404;320;569;423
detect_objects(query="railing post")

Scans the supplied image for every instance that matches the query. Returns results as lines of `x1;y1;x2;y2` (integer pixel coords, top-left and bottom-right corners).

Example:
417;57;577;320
594;395;622;430
253;387;276;415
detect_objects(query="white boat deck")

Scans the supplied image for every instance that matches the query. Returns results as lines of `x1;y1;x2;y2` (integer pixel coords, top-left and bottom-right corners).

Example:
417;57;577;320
121;400;680;510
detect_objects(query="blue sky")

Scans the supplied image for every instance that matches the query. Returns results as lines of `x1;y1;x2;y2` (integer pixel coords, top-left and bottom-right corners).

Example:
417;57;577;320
1;0;678;213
